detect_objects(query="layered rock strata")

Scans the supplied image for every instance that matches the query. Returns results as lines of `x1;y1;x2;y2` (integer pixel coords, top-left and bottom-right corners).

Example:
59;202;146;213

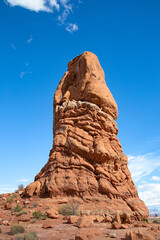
25;51;149;218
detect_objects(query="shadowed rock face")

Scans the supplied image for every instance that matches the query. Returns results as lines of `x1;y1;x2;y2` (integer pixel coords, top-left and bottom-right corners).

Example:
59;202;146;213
25;51;149;218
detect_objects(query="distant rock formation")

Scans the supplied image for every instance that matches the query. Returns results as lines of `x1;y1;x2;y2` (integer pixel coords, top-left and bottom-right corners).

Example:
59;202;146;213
25;51;149;218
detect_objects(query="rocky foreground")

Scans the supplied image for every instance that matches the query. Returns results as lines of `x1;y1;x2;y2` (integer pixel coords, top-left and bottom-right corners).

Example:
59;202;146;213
0;192;160;240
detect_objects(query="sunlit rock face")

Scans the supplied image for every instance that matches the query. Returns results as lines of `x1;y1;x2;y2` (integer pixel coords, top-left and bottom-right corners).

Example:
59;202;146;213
25;51;149;218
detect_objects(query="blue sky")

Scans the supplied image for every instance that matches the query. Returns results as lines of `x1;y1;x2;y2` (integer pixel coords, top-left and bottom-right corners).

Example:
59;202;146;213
0;0;160;213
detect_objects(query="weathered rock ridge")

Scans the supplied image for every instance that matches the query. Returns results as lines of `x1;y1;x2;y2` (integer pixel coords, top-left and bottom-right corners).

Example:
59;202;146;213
25;51;149;218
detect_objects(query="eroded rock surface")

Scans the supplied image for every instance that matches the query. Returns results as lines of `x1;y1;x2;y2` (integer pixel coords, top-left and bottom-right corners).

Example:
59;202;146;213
25;51;149;218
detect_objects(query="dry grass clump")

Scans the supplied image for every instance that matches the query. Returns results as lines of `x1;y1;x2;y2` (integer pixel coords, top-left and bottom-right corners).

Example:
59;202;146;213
59;202;79;216
14;231;38;240
10;224;25;235
24;231;38;240
12;204;23;213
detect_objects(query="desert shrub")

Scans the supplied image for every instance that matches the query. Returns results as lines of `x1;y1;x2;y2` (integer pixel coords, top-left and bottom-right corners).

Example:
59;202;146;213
24;231;38;240
18;185;24;191
0;227;2;233
1;201;5;205
15;236;23;240
59;202;79;216
42;213;47;220
32;210;42;219
32;203;38;208
10;224;25;235
142;217;149;223
17;211;27;216
12;204;23;213
7;194;16;203
0;194;2;199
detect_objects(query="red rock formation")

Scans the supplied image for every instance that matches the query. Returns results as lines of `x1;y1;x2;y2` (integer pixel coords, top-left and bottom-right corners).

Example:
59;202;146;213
25;51;149;218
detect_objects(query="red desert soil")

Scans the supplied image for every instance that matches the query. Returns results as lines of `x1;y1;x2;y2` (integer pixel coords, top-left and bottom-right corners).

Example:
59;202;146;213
0;193;160;240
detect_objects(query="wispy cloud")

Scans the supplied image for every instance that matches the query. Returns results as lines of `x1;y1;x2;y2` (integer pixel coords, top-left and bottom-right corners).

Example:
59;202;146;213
5;0;79;33
66;23;78;33
25;62;29;67
0;185;16;194
128;151;160;211
151;176;160;181
27;35;33;44
138;183;160;208
128;151;160;182
58;1;73;24
16;178;30;183
20;71;32;79
57;1;79;33
5;0;59;12
11;43;16;50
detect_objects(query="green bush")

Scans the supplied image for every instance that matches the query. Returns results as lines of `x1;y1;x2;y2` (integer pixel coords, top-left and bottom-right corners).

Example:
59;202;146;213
24;231;38;240
10;224;25;235
142;217;149;223
32;210;42;219
12;204;23;213
0;227;2;233
1;201;6;205
59;202;79;216
17;211;27;216
7;195;15;203
42;213;47;220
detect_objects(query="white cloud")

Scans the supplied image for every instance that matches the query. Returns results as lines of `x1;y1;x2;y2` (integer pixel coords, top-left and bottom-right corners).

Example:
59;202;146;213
128;151;160;211
5;0;79;33
138;183;160;208
128;152;160;182
0;185;16;194
16;178;30;183
58;3;73;24
27;35;33;44
20;71;32;79
66;23;78;33
5;0;59;12
49;0;59;9
11;43;16;50
25;62;29;67
151;176;160;181
60;0;69;6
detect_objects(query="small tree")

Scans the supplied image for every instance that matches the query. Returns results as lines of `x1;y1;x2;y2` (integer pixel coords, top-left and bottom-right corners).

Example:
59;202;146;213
18;184;24;191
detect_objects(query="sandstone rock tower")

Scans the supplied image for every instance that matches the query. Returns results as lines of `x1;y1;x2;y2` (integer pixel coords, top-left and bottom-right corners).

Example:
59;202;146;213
25;52;148;218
